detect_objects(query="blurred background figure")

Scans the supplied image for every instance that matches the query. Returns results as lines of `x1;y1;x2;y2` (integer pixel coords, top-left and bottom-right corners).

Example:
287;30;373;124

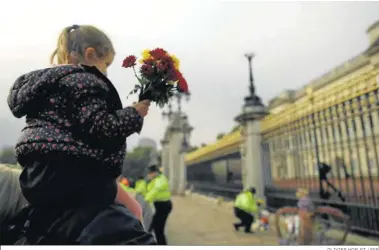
0;164;27;243
233;187;259;233
134;176;154;231
145;165;172;245
135;176;147;197
0;164;26;222
119;177;136;194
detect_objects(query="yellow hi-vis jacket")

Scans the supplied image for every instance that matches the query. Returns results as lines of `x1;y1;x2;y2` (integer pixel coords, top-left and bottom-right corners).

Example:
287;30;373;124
145;174;171;203
234;191;258;214
120;183;136;194
135;179;147;196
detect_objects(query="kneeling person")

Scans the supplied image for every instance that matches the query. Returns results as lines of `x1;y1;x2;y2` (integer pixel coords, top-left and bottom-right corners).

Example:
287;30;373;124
233;187;258;233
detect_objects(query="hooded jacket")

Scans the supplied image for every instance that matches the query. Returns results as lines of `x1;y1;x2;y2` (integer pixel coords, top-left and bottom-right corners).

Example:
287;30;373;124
8;64;142;173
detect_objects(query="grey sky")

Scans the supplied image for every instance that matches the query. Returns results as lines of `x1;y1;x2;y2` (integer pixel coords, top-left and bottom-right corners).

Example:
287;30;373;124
0;0;378;150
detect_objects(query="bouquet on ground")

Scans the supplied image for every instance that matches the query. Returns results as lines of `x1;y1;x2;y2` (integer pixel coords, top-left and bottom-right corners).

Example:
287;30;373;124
122;48;189;107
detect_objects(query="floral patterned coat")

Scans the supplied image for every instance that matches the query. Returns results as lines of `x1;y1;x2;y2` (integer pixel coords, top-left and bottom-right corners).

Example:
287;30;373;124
8;64;142;176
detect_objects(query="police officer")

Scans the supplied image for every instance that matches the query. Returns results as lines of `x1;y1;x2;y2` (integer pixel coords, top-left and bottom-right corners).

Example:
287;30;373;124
233;187;258;233
145;165;172;245
135;176;147;197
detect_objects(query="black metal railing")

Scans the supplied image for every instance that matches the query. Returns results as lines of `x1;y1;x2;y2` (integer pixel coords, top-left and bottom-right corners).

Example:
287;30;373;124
262;89;379;237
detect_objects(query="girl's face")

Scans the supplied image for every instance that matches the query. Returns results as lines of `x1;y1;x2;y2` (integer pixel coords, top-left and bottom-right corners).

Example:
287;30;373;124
83;48;114;76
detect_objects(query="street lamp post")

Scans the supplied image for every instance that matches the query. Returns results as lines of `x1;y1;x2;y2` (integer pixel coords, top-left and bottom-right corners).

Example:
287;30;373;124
235;53;267;124
162;102;173;121
180;115;193;153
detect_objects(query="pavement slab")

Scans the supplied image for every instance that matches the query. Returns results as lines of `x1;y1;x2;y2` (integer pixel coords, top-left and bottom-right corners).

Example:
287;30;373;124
166;195;278;245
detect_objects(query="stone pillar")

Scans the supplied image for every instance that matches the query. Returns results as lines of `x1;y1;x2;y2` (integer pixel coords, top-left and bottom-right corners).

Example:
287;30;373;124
168;131;180;193
167;113;183;194
161;111;192;195
160;139;170;178
242;119;265;198
177;151;187;195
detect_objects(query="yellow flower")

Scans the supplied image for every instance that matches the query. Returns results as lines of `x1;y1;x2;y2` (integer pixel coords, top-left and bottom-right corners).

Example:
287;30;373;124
171;54;180;70
167;80;178;85
139;49;152;63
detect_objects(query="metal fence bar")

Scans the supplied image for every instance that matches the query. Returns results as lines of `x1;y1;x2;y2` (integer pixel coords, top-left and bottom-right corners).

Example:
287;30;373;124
262;88;379;237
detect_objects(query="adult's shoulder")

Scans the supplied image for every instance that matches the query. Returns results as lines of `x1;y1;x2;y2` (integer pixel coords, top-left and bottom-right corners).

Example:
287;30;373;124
77;204;156;245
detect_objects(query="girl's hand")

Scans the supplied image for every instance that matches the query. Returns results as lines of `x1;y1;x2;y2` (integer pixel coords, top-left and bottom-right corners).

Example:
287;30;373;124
133;100;150;117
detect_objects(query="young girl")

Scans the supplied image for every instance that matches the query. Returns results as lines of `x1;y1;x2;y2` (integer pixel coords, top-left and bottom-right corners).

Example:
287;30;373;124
5;25;155;245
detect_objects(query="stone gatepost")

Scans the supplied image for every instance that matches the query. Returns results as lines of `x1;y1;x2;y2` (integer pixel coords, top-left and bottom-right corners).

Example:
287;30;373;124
160;138;170;179
162;112;192;195
235;53;269;201
239;110;267;199
166;113;183;194
177;115;192;195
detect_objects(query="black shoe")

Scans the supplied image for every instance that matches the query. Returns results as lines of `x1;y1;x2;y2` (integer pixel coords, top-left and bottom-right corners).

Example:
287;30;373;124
244;230;254;234
233;224;239;231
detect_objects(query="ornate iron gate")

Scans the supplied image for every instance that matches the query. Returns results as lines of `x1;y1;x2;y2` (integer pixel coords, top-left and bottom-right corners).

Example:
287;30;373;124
262;86;379;237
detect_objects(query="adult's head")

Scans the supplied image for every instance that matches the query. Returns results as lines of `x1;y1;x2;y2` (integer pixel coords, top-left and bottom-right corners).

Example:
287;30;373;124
50;24;115;76
249;187;256;195
147;165;160;180
0;164;27;223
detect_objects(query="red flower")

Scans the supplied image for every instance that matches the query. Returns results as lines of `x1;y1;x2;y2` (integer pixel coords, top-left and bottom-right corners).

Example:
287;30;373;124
150;48;167;59
175;70;189;93
122;55;137;68
140;64;154;76
156;60;168;72
158;55;175;74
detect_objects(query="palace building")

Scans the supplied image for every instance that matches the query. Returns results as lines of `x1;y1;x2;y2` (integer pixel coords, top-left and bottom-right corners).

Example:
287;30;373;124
185;20;379;189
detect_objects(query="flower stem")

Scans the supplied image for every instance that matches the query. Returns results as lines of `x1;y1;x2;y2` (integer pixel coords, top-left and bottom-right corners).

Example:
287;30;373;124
132;66;144;85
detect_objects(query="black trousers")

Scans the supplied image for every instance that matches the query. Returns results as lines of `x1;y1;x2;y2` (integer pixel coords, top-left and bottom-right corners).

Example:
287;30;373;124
149;200;172;245
234;207;254;232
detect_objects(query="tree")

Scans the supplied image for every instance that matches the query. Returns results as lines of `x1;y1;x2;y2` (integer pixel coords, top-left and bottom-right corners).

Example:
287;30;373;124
0;147;17;165
122;146;154;180
230;125;240;133
188;146;199;153
216;133;225;140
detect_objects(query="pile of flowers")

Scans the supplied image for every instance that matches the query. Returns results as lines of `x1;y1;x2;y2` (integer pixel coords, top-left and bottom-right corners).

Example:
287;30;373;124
122;48;189;107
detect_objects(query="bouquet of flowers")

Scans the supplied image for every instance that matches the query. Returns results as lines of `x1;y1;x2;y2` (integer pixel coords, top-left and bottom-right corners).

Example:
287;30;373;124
122;48;189;107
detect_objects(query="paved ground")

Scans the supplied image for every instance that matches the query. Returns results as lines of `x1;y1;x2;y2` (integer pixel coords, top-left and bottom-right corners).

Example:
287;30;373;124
166;195;278;245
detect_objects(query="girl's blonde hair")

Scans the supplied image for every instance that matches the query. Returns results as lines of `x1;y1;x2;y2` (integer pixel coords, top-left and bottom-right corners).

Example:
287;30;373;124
0;164;27;223
50;25;115;65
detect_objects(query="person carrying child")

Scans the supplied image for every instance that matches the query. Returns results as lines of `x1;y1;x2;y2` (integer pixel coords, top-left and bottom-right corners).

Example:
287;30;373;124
4;24;155;245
